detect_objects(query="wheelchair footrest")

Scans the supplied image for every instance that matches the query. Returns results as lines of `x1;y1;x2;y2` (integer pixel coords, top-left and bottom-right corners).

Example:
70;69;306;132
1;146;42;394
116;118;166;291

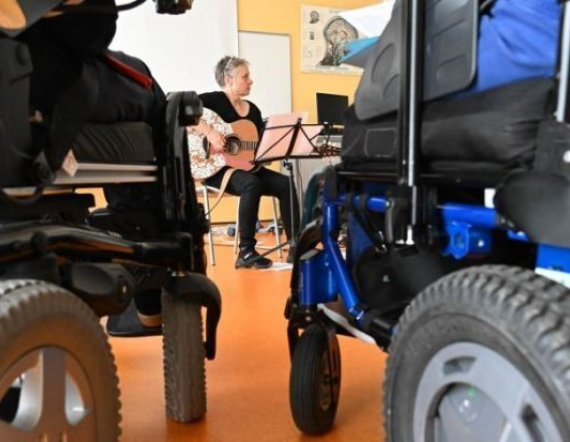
106;299;162;338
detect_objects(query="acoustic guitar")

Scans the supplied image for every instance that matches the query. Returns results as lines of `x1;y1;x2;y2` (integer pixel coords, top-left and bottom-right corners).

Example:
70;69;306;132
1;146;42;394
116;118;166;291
187;108;259;180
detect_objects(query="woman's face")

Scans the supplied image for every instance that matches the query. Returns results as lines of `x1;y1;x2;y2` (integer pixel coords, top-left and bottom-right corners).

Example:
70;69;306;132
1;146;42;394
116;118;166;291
226;65;253;97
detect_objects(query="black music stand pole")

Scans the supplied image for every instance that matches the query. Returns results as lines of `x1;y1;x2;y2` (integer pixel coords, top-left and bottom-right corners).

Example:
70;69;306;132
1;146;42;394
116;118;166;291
280;118;302;252
281;156;297;252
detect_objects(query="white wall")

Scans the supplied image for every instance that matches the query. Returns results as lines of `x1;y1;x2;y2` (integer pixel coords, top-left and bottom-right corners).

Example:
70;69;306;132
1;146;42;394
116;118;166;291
111;0;238;94
238;31;292;116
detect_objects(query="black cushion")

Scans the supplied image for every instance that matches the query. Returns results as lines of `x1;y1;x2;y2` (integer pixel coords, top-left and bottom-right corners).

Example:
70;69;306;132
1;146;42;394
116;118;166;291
422;77;554;167
341;77;554;176
495;171;570;248
72;122;156;164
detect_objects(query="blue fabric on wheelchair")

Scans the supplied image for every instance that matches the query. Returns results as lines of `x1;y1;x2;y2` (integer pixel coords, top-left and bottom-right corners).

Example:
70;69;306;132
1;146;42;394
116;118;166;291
467;0;560;94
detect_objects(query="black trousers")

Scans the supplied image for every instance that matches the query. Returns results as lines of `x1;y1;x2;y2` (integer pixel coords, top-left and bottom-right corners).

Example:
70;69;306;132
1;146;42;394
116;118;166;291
205;166;300;251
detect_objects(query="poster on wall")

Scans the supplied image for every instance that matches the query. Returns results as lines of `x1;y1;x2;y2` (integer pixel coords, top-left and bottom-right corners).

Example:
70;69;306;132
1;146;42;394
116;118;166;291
301;5;362;75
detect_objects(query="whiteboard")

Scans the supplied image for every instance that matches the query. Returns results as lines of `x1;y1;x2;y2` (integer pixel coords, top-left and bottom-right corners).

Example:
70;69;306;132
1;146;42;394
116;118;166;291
238;32;292;117
111;0;238;94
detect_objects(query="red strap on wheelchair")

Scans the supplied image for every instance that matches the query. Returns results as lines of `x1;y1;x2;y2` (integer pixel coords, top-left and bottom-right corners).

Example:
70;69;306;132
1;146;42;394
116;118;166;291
100;53;153;89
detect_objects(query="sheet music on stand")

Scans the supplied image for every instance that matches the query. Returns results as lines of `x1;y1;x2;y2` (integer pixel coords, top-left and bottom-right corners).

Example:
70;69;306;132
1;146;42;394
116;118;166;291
254;112;324;164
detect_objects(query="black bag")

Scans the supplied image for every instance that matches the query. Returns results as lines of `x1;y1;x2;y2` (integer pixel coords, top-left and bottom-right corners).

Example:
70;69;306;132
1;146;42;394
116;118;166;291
534;120;570;178
20;5;166;170
422;77;554;167
341;78;554;172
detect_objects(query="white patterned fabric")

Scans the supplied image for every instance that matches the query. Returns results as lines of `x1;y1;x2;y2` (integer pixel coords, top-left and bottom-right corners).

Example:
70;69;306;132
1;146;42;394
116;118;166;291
187;108;233;179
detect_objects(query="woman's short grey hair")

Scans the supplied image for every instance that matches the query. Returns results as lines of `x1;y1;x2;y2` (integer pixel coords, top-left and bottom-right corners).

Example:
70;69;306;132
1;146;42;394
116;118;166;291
214;56;249;87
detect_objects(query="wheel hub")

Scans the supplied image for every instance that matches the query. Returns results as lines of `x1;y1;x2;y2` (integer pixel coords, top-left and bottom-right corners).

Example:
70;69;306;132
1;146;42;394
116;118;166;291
413;342;562;442
0;347;96;442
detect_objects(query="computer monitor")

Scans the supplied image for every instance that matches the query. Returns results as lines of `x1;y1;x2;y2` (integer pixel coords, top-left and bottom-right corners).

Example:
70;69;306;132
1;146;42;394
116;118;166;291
316;92;349;126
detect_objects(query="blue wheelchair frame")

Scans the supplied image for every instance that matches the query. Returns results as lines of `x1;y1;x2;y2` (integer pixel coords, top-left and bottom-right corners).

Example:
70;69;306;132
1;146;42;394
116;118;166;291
296;188;570;345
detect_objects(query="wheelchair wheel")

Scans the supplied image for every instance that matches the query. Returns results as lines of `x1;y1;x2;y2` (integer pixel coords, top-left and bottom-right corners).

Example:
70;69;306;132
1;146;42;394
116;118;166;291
385;266;570;442
162;287;206;422
289;324;341;435
0;280;121;442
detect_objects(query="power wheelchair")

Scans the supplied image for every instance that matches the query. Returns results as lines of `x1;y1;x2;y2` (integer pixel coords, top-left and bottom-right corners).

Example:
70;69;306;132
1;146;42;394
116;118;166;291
287;1;570;440
0;1;221;440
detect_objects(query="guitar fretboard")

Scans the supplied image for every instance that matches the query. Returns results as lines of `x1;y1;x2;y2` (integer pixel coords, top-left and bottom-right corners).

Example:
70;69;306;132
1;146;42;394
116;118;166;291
239;141;258;151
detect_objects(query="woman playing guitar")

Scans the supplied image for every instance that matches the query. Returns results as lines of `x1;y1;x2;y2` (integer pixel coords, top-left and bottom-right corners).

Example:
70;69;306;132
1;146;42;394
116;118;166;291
190;56;300;269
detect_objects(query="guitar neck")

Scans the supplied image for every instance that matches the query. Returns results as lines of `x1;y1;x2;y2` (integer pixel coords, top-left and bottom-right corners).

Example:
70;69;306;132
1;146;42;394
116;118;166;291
240;141;258;151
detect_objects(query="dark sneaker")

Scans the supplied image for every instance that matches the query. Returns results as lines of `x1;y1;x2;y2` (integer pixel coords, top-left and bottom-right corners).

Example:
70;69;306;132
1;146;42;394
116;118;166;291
236;249;273;269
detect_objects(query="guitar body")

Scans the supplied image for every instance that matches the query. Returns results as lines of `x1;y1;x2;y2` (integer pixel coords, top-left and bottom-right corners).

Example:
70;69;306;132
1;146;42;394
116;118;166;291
187;108;259;180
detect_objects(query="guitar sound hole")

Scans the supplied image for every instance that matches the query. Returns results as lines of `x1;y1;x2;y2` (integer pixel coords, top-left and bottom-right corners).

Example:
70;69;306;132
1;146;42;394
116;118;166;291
226;137;241;155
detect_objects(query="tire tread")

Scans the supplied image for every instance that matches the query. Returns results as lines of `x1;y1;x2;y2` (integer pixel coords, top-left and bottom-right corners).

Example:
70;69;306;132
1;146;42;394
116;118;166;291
289;324;340;436
0;279;121;441
385;265;570;441
162;286;207;423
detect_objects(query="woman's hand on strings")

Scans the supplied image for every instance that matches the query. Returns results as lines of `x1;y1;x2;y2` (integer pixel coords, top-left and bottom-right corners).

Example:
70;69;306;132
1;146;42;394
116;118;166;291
197;119;226;153
206;129;226;152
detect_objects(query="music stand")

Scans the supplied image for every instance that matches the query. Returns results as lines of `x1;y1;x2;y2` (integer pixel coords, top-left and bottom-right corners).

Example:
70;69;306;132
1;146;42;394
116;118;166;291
255;113;325;163
247;113;324;263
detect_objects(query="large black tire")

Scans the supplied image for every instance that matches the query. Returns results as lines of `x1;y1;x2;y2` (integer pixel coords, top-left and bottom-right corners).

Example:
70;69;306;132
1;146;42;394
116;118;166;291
289;324;341;435
385;266;570;442
0;280;121;442
162;286;206;422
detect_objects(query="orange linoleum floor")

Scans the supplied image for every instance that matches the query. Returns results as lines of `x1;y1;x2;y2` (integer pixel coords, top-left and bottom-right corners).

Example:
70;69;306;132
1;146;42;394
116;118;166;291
110;240;387;442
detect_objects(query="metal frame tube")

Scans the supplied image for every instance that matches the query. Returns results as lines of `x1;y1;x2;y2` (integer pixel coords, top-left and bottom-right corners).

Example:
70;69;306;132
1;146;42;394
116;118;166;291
440;203;498;230
322;201;364;320
331;194;389;213
557;3;570;122
407;0;422;187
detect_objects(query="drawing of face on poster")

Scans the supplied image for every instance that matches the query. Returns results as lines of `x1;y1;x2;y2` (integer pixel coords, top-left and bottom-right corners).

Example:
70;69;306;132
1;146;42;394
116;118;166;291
319;17;358;67
309;10;319;24
301;5;362;75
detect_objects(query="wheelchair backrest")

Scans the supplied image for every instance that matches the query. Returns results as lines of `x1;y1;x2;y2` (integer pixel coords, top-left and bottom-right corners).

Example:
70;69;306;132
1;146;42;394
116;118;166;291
355;0;478;121
0;39;35;188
